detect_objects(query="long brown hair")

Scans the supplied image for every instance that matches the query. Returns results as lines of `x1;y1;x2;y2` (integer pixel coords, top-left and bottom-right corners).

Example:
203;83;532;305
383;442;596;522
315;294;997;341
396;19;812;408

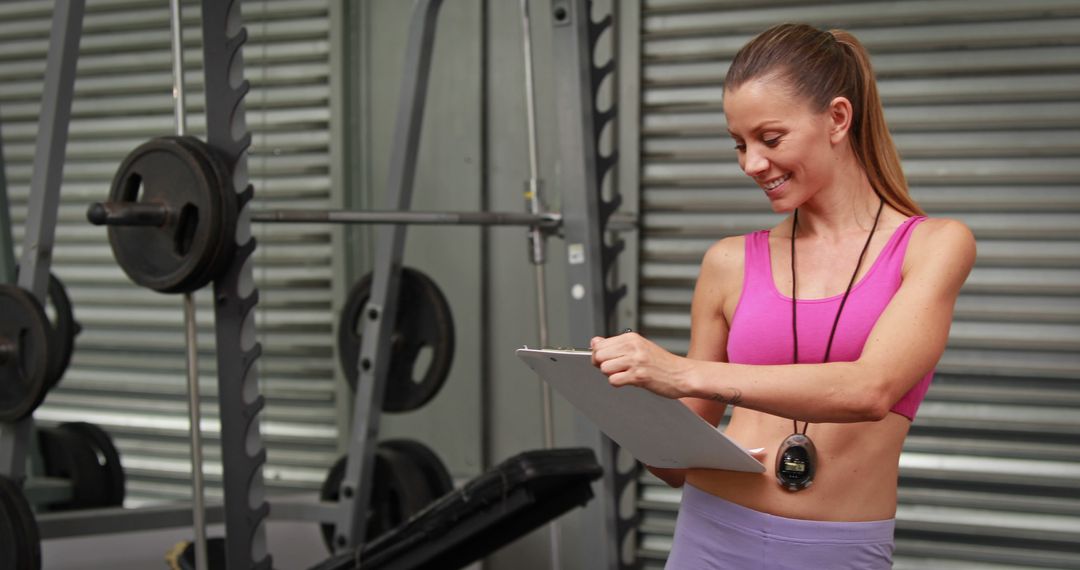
724;23;925;216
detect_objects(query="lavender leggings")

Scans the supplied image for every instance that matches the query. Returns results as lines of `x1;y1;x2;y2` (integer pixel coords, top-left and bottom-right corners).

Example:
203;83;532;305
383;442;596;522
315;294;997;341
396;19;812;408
665;484;895;570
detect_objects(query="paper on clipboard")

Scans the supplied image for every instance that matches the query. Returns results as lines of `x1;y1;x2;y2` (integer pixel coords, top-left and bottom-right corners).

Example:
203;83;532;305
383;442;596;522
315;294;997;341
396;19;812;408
516;347;765;472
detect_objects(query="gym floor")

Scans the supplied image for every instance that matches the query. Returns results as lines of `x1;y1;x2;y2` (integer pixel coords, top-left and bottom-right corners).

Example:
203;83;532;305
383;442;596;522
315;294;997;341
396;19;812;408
43;521;326;569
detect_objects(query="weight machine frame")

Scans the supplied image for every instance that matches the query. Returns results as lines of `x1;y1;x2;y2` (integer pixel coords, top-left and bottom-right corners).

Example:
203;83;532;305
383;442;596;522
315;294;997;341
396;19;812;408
0;1;639;568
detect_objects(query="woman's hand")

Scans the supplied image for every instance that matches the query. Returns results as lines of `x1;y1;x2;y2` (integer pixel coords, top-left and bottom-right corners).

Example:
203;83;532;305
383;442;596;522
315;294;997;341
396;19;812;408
590;333;697;399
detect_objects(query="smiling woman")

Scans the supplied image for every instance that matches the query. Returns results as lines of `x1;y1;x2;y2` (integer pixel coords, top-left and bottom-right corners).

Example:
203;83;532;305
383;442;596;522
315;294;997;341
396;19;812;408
590;23;976;570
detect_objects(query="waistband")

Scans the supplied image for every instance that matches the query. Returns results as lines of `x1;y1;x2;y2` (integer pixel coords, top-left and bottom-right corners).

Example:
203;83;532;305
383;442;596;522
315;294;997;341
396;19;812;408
680;484;895;544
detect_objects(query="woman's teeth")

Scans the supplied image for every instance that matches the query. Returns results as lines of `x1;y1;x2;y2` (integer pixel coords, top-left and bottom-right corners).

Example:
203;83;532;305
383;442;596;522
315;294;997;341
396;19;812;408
763;174;790;190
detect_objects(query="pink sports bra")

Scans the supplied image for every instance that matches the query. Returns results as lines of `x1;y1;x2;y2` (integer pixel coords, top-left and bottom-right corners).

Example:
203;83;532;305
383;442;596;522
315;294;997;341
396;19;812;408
726;216;933;421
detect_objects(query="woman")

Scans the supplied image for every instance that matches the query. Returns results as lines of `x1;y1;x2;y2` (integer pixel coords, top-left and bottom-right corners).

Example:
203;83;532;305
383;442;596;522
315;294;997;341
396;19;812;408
591;24;976;569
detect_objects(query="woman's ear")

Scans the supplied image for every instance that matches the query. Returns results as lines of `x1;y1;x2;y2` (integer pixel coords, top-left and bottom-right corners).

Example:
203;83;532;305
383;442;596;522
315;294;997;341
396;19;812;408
827;96;854;144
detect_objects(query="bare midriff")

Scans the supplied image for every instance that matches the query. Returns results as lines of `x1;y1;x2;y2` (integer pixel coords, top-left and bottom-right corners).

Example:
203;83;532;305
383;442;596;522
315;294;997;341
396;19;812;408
685;408;910;522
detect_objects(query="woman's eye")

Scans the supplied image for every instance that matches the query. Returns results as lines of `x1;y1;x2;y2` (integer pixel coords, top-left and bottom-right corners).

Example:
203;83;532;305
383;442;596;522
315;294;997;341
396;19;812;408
733;143;746;152
763;137;781;147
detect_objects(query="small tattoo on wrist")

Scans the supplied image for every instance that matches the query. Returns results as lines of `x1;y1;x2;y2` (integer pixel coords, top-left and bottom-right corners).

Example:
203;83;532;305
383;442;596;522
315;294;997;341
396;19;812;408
711;388;743;406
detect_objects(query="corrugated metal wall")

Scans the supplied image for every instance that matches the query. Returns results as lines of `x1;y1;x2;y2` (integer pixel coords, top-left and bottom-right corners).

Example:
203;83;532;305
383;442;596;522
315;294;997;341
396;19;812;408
0;0;338;504
635;1;1080;568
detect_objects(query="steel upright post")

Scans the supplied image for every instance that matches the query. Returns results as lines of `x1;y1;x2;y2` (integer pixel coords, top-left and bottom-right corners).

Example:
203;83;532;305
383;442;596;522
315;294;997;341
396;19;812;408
0;0;85;482
0;119;14;284
199;1;272;567
549;0;637;568
334;0;447;553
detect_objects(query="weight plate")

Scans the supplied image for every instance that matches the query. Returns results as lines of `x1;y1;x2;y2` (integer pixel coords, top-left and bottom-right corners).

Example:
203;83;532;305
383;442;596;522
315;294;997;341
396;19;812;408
169;135;237;292
380;438;453;502
58;422;125;507
43;272;79;387
318;441;445;553
337;267;455;412
106;136;235;294
0;285;51;422
0;474;42;570
14;268;81;388
36;426;112;511
319;452;393;552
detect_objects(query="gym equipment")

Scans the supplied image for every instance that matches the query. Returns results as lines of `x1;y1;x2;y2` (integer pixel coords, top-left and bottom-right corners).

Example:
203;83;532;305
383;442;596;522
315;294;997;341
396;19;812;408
39;272;79;387
0;284;51;422
310;447;602;570
36;423;124;510
13;268;82;388
320;439;453;552
87;135;558;296
379;439;454;501
4;2;633;569
56;422;125;507
338;268;454;412
89;136;237;294
0;474;41;570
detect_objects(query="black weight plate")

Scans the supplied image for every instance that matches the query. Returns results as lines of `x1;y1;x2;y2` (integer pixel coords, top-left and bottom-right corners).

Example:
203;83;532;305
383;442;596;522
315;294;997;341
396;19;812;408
106;136;231;294
168;135;237;292
14;268;81;388
43;272;78;387
377;444;435;520
36;426;111;511
319;451;396;552
0;285;51;422
0;474;41;570
58;422;125;507
337;267;455;412
380;439;453;501
318;442;442;553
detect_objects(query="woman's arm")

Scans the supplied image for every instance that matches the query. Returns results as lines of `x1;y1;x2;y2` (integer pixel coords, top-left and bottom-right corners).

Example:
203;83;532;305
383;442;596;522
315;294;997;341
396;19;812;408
594;219;976;424
638;237;743;487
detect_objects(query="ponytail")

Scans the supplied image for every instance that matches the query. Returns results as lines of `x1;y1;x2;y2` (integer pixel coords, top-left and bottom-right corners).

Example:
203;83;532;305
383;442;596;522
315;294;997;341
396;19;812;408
725;24;925;216
830;30;924;216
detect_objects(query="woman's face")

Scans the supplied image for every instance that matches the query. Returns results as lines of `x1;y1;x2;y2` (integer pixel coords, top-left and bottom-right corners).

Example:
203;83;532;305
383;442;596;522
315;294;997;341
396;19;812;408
723;77;842;213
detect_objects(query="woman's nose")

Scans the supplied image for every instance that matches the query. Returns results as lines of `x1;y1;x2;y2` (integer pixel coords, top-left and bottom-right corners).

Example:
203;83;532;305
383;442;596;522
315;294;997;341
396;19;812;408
742;147;769;177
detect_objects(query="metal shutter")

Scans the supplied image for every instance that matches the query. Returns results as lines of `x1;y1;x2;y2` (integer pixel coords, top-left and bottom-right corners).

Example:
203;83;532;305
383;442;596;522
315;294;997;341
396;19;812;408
0;0;338;504
636;1;1080;568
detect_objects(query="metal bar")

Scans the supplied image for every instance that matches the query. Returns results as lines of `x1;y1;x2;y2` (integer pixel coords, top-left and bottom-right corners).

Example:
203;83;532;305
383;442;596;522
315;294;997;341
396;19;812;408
251;208;560;226
87;203;568;228
183;293;208;570
550;1;632;568
169;2;207;568
170;0;188;138
0;118;14;284
520;0;560;567
1;0;84;483
36;503;226;539
17;0;83;301
86;201;169;226
199;0;271;568
335;0;445;553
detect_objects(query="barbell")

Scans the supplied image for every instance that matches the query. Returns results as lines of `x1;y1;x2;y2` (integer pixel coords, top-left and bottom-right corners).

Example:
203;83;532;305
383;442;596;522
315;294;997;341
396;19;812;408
87;135;566;295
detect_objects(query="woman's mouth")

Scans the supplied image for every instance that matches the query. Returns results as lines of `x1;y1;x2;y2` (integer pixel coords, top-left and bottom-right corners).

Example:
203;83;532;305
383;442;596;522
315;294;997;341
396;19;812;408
761;173;791;195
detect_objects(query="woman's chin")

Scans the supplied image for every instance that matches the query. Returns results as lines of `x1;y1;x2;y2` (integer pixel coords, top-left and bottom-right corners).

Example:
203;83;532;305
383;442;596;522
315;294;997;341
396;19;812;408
766;198;796;214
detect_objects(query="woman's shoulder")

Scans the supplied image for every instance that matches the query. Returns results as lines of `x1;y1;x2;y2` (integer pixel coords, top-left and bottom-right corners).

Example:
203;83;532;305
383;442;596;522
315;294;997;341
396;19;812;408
911;216;975;248
701;235;747;274
906;216;977;272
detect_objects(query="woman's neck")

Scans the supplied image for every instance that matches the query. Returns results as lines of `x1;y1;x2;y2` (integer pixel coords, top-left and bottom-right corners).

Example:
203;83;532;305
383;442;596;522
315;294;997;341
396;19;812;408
793;156;883;240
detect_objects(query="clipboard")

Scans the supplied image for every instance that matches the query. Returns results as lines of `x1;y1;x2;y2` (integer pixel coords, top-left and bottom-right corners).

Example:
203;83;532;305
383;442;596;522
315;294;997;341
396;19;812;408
516;347;765;472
